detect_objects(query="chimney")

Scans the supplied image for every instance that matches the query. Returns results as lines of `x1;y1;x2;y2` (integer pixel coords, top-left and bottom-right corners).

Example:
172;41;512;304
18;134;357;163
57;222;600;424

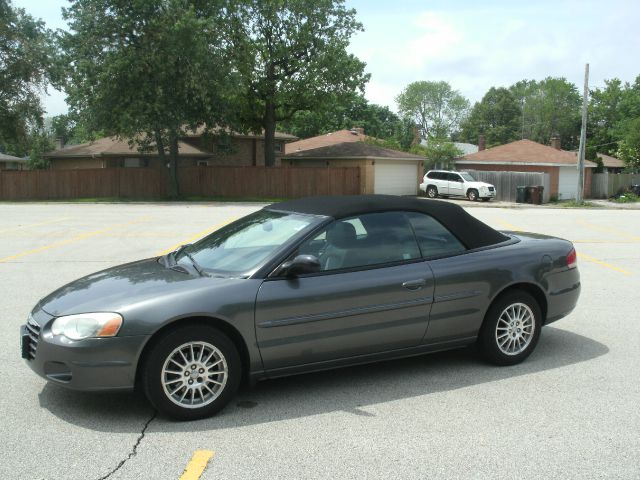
55;137;65;150
551;136;561;150
478;135;486;151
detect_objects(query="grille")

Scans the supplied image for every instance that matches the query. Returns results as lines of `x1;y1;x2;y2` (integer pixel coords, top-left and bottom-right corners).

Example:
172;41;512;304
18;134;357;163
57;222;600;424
488;187;495;192
25;316;41;361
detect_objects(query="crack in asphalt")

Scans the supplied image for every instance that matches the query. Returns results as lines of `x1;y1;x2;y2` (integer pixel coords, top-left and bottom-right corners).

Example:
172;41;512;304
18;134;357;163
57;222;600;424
95;411;157;480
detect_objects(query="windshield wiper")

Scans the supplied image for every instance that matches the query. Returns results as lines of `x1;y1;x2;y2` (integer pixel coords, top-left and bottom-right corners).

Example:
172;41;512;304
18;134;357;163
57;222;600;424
169;244;204;276
183;250;204;276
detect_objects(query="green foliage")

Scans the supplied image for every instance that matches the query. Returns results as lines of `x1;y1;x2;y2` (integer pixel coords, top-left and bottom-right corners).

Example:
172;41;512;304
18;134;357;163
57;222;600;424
27;129;53;169
60;0;235;197
612;192;639;203
459;87;521;146
616;139;640;173
413;140;464;171
279;94;402;140
0;0;56;156
229;0;369;166
509;77;581;149
395;81;470;140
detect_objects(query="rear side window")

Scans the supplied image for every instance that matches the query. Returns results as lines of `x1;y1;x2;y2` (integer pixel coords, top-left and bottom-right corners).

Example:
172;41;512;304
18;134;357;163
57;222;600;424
427;171;437;179
406;212;466;258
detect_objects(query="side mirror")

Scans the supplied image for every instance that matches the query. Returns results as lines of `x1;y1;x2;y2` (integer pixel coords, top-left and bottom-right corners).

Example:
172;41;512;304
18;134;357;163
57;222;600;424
280;254;320;277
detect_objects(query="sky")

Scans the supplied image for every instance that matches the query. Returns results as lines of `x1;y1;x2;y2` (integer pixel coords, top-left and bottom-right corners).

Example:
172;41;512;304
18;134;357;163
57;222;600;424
13;0;640;117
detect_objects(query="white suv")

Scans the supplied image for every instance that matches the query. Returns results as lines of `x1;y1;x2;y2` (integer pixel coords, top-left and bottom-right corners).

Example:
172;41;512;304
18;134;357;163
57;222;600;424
420;170;496;202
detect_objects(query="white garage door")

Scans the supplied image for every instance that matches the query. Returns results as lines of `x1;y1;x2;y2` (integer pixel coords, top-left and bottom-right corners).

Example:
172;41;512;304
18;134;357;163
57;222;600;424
374;162;419;195
558;167;578;200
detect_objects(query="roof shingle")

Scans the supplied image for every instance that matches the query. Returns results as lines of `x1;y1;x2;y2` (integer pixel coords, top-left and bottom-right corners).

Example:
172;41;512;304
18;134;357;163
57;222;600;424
44;137;211;158
458;139;596;167
286;129;369;154
284;141;426;161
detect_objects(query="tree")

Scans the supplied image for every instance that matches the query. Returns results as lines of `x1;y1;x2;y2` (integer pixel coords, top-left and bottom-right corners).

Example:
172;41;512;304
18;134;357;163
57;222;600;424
49;114;97;146
27;129;53;169
411;140;463;171
279;94;403;140
460;87;521;146
395;81;470;140
509;77;581;149
0;0;55;156
229;0;369;166
60;0;235;197
589;75;640;159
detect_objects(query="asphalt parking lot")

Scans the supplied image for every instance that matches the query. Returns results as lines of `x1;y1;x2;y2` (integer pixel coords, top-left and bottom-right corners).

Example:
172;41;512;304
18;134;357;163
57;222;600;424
1;201;639;480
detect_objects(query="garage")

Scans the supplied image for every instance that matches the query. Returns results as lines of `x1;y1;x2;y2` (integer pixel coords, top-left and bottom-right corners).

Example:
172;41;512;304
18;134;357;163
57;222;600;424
284;142;425;195
558;166;578;200
374;161;420;195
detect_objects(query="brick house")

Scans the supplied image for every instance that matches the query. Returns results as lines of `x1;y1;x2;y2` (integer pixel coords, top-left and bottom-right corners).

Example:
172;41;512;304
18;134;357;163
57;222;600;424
455;138;597;199
44;129;297;169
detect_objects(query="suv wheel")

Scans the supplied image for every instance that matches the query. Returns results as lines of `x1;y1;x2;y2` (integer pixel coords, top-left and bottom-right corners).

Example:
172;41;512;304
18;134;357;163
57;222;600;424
426;186;438;198
467;189;479;201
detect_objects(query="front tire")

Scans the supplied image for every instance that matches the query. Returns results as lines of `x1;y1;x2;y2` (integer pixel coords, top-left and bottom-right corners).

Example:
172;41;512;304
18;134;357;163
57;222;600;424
467;189;479;201
478;291;542;366
426;186;438;198
142;325;241;420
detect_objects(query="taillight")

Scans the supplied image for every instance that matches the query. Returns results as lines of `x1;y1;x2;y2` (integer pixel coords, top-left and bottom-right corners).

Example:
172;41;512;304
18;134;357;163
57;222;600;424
566;248;577;269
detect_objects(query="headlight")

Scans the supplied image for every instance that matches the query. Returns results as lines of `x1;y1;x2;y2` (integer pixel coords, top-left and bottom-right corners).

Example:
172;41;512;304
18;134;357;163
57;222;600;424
51;312;123;340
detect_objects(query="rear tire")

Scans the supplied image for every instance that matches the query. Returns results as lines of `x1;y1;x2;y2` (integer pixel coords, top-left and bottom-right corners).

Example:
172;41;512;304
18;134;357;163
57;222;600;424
478;290;542;366
426;186;438;198
142;325;241;420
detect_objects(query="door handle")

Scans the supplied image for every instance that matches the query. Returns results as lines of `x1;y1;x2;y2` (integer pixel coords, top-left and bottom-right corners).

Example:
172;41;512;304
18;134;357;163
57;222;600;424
402;279;427;290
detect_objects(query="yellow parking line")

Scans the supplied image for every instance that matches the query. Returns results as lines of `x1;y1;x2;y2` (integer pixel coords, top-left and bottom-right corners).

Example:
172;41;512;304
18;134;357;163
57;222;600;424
495;219;523;231
0;217;71;234
577;253;632;276
577;220;640;242
156;217;238;256
0;216;151;263
179;450;214;480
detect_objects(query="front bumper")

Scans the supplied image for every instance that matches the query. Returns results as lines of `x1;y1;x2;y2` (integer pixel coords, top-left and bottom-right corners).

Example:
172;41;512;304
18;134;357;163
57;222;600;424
21;308;149;391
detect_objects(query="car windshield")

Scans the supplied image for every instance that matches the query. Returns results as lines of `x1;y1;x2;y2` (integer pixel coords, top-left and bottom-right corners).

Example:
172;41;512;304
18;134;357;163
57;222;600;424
460;172;476;182
177;210;321;276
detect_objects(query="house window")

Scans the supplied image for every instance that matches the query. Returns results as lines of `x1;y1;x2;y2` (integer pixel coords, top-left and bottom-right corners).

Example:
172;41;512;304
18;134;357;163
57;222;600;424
216;136;232;153
197;160;209;167
124;157;142;168
274;142;283;154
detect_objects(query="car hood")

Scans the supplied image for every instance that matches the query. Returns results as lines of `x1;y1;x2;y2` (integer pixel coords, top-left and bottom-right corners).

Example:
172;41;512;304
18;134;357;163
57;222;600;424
38;258;227;317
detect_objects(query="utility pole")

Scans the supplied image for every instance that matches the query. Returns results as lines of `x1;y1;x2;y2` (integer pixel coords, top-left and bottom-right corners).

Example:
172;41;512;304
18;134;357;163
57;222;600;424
576;63;589;204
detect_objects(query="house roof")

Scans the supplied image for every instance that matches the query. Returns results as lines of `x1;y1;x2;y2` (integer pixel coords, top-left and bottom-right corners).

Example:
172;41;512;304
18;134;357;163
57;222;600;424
283;141;426;161
44;137;211;159
597;152;625;168
0;152;27;163
286;129;370;154
457;139;597;167
183;125;297;141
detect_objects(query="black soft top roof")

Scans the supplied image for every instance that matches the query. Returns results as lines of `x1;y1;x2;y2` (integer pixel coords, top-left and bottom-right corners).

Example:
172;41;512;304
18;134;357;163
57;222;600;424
267;195;508;250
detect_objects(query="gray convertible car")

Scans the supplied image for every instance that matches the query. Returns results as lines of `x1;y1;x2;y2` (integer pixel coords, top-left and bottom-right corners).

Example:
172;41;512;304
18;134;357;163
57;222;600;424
21;196;580;420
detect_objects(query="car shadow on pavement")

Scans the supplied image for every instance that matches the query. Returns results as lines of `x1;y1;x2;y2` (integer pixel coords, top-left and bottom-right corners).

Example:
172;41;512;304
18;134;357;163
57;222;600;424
38;326;608;432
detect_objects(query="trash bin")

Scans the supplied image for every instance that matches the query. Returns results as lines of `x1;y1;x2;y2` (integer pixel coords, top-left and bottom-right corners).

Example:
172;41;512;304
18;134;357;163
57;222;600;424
525;186;536;204
516;186;526;203
536;185;544;204
528;186;541;205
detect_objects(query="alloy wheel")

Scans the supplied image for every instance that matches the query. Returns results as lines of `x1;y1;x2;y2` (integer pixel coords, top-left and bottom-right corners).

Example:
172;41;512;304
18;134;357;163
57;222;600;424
161;341;228;409
495;302;535;356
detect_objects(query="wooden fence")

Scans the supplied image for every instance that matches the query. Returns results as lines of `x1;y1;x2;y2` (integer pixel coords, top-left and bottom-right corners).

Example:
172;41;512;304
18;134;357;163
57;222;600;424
590;172;640;198
0;166;360;201
465;170;551;203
